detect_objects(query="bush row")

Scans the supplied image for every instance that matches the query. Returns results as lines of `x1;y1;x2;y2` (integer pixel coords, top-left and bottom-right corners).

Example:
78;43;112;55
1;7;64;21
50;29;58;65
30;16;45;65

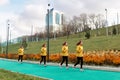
0;50;120;66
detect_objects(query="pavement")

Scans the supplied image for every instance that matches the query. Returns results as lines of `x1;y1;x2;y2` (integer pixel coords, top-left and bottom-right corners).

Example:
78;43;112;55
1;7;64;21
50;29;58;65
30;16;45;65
1;58;120;72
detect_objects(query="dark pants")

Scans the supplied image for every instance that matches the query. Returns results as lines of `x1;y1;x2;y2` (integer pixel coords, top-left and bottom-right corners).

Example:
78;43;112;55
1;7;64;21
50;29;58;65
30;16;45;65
74;57;83;69
60;56;68;67
18;55;23;62
40;56;46;65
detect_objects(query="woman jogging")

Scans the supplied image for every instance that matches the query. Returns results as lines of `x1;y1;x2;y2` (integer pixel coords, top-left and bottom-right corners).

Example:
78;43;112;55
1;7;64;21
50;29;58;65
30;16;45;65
74;40;83;71
18;46;24;62
40;43;47;66
60;42;69;68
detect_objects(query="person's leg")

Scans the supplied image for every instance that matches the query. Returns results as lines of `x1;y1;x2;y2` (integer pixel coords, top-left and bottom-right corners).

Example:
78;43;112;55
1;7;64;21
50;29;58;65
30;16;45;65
80;57;83;69
18;55;20;61
44;56;46;65
74;57;80;67
65;56;68;67
60;56;65;66
40;56;44;64
21;55;23;62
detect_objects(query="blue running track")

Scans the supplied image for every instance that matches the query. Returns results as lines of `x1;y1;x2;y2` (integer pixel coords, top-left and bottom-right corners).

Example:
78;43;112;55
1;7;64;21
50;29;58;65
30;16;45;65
0;59;120;80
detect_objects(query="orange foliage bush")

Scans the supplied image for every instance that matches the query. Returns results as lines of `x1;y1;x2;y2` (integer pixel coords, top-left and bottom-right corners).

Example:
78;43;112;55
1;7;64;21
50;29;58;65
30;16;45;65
84;54;94;64
112;54;120;66
0;54;6;58
0;50;120;66
7;54;18;59
49;54;61;62
69;54;76;63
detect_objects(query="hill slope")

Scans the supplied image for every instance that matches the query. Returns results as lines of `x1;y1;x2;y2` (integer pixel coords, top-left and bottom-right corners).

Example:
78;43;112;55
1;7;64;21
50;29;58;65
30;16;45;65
2;24;120;54
3;34;120;54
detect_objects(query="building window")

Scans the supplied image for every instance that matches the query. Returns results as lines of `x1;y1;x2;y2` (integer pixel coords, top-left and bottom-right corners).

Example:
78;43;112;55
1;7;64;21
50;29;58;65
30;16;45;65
61;14;64;25
55;13;60;24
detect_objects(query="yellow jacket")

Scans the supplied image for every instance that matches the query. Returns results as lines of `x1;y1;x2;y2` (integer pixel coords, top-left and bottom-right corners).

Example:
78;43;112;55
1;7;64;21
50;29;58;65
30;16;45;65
61;46;68;56
76;45;83;57
18;48;24;55
41;47;47;56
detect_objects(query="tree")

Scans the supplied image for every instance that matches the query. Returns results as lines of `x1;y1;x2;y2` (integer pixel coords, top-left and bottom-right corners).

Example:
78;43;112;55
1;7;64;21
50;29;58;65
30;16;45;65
84;25;91;39
112;26;117;35
85;31;90;39
79;13;88;31
88;14;106;36
22;38;28;49
71;16;79;34
61;16;70;38
67;20;74;34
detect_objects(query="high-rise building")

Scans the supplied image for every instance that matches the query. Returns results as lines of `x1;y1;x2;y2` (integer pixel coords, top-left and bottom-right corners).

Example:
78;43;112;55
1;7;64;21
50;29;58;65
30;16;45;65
46;9;64;33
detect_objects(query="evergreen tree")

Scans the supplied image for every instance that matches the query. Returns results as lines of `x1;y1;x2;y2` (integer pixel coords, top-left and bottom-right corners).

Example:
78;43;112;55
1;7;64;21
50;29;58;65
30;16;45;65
85;31;90;39
22;38;27;49
112;27;117;35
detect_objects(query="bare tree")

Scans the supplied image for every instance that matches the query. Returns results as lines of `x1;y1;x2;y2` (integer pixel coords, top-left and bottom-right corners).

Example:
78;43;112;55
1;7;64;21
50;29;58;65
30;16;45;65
96;14;106;28
89;14;98;36
67;20;74;34
60;13;107;38
79;13;88;31
88;13;106;36
67;15;84;34
62;24;67;36
89;14;96;27
72;16;79;33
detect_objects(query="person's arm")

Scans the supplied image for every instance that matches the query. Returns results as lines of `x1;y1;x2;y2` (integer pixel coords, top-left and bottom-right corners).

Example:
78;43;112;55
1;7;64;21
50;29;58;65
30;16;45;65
62;46;66;53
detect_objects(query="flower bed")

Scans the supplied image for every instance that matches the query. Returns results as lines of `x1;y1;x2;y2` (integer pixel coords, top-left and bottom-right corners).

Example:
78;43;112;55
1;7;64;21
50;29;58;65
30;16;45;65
0;50;120;66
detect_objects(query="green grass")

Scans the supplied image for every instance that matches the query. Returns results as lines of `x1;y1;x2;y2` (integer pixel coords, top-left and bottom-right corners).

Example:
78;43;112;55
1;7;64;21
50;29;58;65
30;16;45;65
83;35;120;51
2;25;120;54
0;69;47;80
4;34;120;54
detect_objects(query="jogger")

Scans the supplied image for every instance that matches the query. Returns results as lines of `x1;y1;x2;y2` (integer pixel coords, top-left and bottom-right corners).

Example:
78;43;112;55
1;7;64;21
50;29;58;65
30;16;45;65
74;57;83;69
18;46;24;62
74;40;83;70
40;43;47;66
60;42;69;68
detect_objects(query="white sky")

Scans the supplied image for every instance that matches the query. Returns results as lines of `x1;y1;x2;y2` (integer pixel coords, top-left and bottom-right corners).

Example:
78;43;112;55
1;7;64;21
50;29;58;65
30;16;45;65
1;0;120;42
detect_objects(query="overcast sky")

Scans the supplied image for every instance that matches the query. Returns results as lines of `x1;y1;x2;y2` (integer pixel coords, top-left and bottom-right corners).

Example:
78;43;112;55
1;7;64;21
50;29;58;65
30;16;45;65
1;0;120;42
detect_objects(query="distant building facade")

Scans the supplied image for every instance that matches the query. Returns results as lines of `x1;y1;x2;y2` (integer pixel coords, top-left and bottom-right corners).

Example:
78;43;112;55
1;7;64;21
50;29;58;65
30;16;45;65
46;9;64;33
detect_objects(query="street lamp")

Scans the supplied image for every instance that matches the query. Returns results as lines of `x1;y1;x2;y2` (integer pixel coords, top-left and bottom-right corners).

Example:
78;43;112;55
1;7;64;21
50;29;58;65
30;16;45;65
105;9;108;36
31;26;33;42
47;3;50;62
6;20;10;58
117;12;119;34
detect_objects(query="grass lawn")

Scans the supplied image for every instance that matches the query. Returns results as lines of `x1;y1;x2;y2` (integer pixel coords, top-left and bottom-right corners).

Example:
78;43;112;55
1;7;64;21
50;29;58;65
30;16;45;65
0;69;47;80
2;24;120;54
6;35;120;54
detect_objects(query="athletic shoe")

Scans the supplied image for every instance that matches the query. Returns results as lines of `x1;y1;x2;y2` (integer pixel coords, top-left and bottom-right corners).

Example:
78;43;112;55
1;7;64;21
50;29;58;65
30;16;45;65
80;69;83;71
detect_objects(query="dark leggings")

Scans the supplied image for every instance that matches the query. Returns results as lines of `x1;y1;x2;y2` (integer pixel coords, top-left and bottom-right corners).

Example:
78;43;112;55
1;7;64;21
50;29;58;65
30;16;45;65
60;56;68;67
74;57;83;69
18;55;23;62
40;56;46;65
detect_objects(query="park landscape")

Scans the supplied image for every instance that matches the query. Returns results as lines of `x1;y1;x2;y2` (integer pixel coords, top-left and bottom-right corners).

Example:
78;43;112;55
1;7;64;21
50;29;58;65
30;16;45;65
0;0;120;80
0;25;120;80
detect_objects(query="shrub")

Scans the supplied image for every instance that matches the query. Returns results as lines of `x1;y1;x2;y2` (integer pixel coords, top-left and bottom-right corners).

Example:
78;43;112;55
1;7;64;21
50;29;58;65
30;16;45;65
22;39;28;49
0;50;120;66
85;31;90;39
112;27;117;35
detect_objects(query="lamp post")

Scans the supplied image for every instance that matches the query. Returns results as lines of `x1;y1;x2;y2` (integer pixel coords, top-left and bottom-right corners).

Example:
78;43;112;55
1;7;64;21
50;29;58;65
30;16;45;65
105;9;108;36
10;30;11;44
31;26;33;42
117;12;119;34
6;20;10;58
47;3;50;62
